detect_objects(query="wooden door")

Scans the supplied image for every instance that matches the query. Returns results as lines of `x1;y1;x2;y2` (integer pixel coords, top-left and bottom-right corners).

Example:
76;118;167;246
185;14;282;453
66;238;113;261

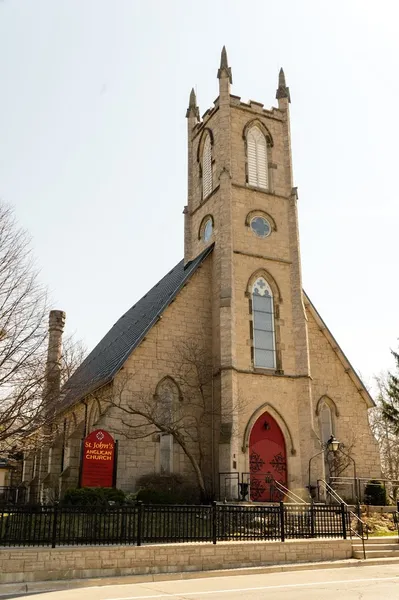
249;412;287;501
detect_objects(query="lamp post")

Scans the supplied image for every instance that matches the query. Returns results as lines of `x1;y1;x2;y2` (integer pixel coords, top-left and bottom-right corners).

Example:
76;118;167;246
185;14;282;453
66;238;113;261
308;435;340;493
308;435;359;503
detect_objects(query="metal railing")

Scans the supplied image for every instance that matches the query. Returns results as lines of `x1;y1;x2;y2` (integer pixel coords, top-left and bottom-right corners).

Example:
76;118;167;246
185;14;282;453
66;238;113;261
273;480;309;505
0;501;350;548
318;479;368;559
218;472;308;504
329;477;399;504
0;486;27;505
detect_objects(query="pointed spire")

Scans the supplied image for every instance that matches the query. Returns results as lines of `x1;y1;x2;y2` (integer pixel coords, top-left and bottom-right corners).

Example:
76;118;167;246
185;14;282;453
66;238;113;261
220;46;228;69
276;67;289;97
186;87;200;120
217;45;232;84
189;87;196;108
276;67;290;102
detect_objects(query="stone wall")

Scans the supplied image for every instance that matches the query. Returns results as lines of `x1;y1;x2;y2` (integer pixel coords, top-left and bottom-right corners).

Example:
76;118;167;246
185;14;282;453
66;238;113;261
0;539;353;585
306;304;381;480
108;255;213;492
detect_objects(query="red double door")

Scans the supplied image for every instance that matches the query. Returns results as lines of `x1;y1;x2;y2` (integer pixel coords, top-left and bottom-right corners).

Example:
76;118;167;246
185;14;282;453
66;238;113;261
249;412;287;502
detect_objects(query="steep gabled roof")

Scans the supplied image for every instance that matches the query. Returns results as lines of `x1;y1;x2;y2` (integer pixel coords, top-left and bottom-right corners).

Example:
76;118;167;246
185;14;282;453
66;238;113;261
60;245;213;412
303;292;375;408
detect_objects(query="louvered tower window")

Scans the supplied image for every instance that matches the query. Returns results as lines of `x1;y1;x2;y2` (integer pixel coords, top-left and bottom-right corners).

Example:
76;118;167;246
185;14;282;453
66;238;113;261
202;135;212;199
247;126;268;189
252;277;275;369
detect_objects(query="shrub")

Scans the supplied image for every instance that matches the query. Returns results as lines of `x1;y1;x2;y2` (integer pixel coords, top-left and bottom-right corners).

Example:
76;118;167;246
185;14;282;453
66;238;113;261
364;480;387;506
135;474;200;505
62;487;126;507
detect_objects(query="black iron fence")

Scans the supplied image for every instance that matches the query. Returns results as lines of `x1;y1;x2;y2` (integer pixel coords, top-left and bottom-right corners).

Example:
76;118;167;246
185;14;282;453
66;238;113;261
0;502;349;548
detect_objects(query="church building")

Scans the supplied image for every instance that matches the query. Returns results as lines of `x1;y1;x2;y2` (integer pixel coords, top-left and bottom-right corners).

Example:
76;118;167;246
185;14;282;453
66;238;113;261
23;48;381;503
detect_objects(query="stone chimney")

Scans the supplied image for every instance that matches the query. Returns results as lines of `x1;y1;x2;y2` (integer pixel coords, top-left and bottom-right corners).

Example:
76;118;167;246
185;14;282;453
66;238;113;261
44;310;66;408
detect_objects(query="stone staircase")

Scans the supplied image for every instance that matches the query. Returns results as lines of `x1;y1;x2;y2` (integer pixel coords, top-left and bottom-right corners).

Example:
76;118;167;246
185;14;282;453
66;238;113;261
352;536;399;559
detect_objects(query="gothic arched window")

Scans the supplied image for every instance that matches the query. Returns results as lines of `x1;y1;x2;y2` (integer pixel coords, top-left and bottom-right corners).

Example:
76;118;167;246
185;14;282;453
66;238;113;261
252;277;275;369
320;403;333;446
247;126;268;189
155;377;180;475
202;134;213;199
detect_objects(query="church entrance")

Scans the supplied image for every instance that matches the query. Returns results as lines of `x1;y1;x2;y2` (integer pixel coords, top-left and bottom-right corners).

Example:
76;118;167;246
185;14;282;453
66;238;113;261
249;412;287;502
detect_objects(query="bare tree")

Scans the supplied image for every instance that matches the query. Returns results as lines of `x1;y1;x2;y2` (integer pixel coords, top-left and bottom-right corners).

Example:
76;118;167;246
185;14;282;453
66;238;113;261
0;204;86;453
101;340;236;500
370;373;399;491
60;334;87;386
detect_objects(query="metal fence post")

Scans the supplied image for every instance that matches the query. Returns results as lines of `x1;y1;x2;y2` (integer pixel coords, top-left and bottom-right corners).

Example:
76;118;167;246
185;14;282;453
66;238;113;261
137;501;143;547
279;502;285;542
341;503;347;540
51;503;58;549
310;502;315;538
212;501;217;544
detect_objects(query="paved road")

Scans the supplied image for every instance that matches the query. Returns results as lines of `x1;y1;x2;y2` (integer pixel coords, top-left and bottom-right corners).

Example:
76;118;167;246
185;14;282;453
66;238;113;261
4;564;399;600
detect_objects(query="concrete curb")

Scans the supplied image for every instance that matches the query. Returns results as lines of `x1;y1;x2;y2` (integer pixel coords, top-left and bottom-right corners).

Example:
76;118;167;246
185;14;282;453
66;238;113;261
2;556;399;597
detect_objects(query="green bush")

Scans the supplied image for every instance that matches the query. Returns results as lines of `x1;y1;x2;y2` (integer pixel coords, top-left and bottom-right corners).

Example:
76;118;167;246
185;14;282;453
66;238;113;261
135;474;200;505
62;487;126;507
364;480;387;506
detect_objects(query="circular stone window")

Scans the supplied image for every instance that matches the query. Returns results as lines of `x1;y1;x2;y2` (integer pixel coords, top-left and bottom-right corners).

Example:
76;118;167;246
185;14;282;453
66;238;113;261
250;216;271;238
203;218;213;242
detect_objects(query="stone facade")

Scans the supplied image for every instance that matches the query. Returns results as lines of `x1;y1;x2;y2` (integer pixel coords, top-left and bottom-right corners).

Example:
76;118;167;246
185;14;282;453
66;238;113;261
26;48;380;502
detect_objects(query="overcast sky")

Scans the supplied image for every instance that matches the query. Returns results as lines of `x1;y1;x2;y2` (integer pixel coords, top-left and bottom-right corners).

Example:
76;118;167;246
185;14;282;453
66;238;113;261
1;0;398;388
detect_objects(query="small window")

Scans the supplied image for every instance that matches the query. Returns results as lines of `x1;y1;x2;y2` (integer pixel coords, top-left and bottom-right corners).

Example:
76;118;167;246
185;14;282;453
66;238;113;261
320;404;333;446
250;216;271;238
252;277;276;369
202;135;212;199
247;126;268;189
204;218;213;242
156;378;180;475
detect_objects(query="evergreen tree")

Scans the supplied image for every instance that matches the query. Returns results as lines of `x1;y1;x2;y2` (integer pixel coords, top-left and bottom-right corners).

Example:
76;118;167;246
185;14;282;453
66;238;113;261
382;349;399;434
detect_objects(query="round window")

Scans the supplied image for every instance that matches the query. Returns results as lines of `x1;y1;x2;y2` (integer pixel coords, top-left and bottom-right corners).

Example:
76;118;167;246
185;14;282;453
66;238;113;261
203;218;213;242
250;216;271;238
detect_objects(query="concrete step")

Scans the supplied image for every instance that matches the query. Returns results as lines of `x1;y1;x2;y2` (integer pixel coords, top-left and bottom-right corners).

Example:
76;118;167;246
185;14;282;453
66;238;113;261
353;548;399;559
363;536;398;544
353;543;399;551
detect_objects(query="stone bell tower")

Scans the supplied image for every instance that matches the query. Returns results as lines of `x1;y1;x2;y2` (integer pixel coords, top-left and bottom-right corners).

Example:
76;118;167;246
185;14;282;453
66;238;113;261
184;48;317;498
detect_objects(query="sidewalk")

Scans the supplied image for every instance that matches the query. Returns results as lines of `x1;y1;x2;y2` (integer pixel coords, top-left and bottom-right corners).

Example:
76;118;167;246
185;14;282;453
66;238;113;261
2;555;399;598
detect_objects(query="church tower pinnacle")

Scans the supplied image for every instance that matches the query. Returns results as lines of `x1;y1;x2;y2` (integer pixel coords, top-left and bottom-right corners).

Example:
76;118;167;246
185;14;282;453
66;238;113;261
186;87;200;121
217;46;232;84
276;67;291;107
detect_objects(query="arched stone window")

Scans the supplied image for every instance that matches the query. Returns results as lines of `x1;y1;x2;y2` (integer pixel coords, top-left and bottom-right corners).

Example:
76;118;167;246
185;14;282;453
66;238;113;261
88;401;101;432
247;126;268;189
320;402;333;446
252;277;276;369
198;214;214;243
202;134;213;199
155;377;181;475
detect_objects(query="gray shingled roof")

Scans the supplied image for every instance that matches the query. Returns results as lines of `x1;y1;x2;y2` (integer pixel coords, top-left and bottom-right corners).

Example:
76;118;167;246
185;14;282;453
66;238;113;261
60;245;213;411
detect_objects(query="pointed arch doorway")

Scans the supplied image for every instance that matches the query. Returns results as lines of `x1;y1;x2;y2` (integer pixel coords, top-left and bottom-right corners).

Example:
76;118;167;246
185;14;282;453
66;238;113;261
249;411;287;502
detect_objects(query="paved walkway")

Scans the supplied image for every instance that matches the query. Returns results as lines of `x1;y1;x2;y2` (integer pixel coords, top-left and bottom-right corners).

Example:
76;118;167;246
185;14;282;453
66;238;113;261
3;563;399;600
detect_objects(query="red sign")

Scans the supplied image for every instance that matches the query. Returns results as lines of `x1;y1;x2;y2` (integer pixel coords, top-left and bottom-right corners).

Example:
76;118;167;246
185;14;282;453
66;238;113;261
80;429;115;488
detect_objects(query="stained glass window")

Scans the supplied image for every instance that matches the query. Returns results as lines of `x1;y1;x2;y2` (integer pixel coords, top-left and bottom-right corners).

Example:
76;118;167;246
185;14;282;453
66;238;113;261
252;277;275;369
250;216;271;238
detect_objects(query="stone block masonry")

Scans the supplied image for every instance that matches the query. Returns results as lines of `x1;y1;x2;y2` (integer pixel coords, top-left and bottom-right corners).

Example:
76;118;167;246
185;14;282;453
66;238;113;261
0;539;352;585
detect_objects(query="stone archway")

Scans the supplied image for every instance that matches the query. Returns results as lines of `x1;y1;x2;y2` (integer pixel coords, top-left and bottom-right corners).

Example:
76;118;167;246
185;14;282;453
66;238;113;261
249;411;287;502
